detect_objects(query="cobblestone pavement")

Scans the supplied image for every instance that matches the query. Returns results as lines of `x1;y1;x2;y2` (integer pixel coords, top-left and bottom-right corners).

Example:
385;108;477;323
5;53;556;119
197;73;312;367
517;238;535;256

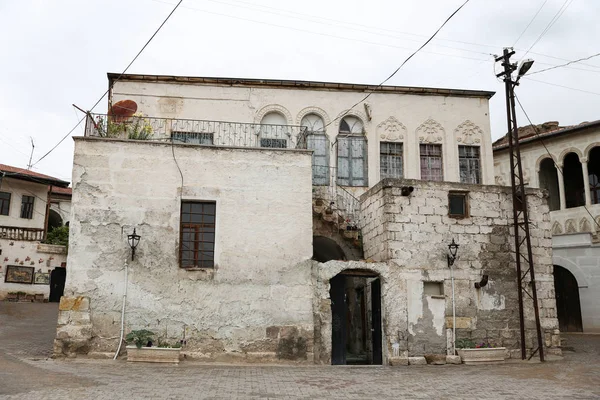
1;303;599;399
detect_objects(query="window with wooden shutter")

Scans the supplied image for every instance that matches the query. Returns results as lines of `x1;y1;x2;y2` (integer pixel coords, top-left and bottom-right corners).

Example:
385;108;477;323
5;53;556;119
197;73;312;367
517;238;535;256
420;144;443;181
20;195;34;219
337;116;367;187
458;145;481;184
180;201;216;269
302;114;329;185
0;192;10;216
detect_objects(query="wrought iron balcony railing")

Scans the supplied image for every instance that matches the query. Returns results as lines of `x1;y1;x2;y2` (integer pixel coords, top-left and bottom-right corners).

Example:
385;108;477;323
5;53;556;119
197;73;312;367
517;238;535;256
84;113;308;150
0;226;45;241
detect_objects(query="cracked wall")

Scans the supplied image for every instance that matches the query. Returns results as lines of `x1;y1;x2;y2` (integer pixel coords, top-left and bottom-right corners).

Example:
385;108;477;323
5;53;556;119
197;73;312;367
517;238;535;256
55;137;315;361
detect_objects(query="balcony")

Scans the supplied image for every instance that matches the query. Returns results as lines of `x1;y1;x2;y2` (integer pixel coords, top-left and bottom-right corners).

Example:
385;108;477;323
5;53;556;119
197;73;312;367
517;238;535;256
0;226;45;241
84;113;308;149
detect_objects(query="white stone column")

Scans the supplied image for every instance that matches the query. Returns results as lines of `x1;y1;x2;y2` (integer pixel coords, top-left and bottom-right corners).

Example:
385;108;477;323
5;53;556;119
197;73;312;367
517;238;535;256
581;157;592;206
557;162;566;210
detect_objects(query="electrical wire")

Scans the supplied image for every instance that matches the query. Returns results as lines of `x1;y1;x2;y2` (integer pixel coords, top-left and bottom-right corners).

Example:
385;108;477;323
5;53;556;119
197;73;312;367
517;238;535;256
522;77;600;96
528;53;600;76
30;0;183;168
324;0;472;139
513;94;600;231
520;0;573;61
513;0;548;47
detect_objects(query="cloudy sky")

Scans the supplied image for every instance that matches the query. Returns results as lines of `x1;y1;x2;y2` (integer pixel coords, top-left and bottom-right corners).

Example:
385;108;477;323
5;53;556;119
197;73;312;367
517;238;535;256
0;0;598;182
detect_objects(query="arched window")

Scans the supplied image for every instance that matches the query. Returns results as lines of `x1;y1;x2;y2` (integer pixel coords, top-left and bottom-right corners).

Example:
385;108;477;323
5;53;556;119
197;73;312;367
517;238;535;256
301;114;329;185
337;116;367;186
589;147;600;205
563;153;585;208
539;158;560;211
260;112;288;148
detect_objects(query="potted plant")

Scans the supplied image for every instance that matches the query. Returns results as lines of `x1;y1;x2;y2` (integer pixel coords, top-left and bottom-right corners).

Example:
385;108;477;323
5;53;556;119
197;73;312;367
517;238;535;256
6;292;18;301
16;291;27;302
125;329;181;364
455;338;506;365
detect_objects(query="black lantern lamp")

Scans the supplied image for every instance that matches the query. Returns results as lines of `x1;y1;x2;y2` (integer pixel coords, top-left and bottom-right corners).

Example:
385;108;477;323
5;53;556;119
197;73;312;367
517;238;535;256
127;228;141;261
447;238;459;267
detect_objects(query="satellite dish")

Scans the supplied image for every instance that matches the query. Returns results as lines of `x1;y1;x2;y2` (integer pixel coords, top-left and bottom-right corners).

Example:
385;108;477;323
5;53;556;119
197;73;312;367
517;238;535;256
108;100;138;122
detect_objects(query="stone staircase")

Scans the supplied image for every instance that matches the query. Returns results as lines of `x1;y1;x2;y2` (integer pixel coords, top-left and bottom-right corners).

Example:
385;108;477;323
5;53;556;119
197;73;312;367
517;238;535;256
312;185;363;257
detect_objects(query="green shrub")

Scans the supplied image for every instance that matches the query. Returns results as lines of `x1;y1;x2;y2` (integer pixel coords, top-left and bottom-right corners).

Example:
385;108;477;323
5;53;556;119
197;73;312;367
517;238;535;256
45;226;69;247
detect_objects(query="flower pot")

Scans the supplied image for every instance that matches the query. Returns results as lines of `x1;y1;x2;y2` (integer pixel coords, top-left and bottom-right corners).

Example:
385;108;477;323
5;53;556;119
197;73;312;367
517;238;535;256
456;347;506;365
126;346;181;364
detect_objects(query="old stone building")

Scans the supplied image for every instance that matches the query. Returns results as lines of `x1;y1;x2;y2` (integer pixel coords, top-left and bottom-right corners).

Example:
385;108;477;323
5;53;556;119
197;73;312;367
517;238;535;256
494;120;600;333
54;74;559;364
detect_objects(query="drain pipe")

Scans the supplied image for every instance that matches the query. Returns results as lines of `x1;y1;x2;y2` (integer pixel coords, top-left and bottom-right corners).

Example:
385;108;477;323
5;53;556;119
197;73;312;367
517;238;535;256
450;264;456;356
113;262;129;360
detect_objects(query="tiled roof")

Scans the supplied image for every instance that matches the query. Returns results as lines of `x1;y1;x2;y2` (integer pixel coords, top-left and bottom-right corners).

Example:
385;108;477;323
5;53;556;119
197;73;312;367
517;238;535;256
0;164;70;187
50;186;72;196
493;120;600;151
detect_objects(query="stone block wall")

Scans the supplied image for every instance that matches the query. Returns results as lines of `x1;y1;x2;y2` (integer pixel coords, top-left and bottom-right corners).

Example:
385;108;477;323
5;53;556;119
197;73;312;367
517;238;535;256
359;178;560;357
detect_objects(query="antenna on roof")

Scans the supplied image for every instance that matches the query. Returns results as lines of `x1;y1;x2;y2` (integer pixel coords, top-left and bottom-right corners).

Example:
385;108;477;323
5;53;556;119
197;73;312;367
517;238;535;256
27;137;35;170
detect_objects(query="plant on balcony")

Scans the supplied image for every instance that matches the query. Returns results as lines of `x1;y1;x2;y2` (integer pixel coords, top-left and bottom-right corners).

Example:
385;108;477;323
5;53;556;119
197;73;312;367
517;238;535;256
45;226;69;247
96;113;153;140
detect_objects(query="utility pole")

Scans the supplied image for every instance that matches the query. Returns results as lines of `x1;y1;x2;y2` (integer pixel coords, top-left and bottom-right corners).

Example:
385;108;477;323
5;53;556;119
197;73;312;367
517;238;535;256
495;48;545;362
27;137;35;170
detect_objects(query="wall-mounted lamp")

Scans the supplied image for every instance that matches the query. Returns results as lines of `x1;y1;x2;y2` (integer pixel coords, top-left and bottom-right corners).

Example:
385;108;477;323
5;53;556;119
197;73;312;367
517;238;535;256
447;238;459;267
401;186;414;196
475;275;489;289
127;228;141;261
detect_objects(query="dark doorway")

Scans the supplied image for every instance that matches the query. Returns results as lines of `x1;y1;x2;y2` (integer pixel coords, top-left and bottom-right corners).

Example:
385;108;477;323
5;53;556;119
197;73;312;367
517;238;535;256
49;267;66;303
563;153;585;208
539;158;560;211
313;235;346;262
330;270;382;365
554;265;583;332
47;209;63;232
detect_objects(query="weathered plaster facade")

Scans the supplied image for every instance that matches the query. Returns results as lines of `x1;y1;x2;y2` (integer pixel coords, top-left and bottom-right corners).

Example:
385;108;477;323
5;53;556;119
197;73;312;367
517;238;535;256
55;137;315;359
494;121;600;332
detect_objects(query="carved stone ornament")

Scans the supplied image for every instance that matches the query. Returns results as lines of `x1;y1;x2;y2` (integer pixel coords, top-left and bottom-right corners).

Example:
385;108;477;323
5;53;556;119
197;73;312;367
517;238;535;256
552;221;563;235
377;117;406;141
417;118;444;144
580;218;591;233
565;219;577;234
455;120;483;145
495;175;506;186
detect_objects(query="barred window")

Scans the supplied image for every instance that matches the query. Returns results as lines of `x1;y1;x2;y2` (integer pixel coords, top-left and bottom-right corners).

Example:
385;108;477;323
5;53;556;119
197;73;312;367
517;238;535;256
180;201;216;269
20;195;34;219
380;142;403;179
172;131;214;145
0;191;10;216
260;138;287;148
260;112;288;149
420;144;443;181
459;145;481;184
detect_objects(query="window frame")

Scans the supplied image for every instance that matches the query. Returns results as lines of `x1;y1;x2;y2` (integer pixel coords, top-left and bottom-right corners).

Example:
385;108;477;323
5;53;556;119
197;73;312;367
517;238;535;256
337;135;368;187
448;191;469;219
0;191;11;216
420;144;443;181
20;195;34;219
306;132;330;185
458;145;481;184
380;141;403;179
179;201;216;269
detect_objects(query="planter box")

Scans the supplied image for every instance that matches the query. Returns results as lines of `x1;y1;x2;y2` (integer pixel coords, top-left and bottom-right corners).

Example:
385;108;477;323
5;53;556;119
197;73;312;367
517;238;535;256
126;346;181;364
457;347;506;365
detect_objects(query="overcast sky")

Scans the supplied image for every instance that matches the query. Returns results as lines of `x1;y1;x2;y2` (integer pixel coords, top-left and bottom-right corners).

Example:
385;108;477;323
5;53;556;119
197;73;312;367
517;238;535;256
1;0;598;182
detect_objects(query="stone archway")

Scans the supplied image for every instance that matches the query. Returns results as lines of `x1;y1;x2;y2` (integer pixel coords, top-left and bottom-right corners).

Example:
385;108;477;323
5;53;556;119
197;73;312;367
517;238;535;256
554;265;583;332
47;209;63;232
313;236;346;262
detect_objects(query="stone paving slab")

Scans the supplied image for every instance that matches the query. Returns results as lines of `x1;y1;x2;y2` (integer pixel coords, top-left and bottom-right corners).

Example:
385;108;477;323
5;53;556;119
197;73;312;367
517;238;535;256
1;303;599;399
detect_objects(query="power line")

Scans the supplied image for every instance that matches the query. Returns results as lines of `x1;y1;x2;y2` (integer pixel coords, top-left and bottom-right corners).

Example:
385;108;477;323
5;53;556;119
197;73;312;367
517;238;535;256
324;0;472;137
514;93;600;231
521;0;573;61
31;0;183;168
523;77;600;96
513;0;548;47
528;52;600;76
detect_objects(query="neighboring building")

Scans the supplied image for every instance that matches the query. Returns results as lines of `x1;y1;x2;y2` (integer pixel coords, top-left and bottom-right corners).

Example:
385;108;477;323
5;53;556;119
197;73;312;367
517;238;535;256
53;75;560;363
494;120;600;333
0;164;71;301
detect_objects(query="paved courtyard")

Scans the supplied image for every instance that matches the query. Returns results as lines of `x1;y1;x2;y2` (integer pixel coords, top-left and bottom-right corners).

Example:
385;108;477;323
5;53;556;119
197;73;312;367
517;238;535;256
0;303;599;399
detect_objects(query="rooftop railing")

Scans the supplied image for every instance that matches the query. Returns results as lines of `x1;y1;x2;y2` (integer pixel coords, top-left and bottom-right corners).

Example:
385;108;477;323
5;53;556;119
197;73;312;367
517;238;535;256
84;113;308;150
